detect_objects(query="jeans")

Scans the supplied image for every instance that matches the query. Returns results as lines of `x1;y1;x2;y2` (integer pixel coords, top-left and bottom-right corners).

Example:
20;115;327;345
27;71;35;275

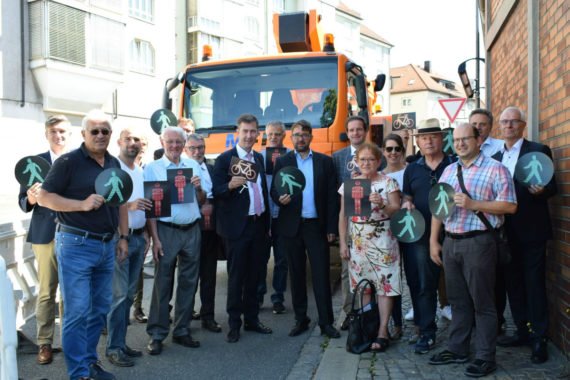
55;231;115;380
257;220;288;304
402;239;440;338
106;233;145;353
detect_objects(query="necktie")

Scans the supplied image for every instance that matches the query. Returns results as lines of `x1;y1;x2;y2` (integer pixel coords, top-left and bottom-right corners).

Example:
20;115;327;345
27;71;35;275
246;152;263;216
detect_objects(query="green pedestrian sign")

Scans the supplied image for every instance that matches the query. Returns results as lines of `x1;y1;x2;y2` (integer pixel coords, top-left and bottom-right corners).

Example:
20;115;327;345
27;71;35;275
14;155;51;188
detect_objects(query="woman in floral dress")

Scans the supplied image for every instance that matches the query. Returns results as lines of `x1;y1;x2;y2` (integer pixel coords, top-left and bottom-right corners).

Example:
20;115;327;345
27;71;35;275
338;142;401;351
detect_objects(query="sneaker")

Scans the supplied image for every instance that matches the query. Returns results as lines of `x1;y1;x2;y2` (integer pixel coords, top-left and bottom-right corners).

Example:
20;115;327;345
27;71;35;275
89;361;115;380
441;305;452;321
272;302;285;314
464;359;497;377
429;349;468;365
404;308;414;321
414;335;435;354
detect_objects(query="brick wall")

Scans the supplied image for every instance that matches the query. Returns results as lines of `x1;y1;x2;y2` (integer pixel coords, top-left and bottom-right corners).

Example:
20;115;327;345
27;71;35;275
488;0;570;354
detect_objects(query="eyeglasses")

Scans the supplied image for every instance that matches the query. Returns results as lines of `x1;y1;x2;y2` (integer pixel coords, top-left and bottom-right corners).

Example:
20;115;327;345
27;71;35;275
499;119;523;125
89;128;110;136
186;145;205;151
357;158;377;163
452;136;476;144
291;133;311;139
385;146;403;153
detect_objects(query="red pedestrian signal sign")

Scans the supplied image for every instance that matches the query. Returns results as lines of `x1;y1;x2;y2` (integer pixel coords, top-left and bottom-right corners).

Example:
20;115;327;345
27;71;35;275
438;98;466;123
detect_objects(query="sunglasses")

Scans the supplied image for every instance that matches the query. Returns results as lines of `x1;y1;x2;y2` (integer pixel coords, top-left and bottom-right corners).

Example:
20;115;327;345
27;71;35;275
385;146;403;153
89;128;110;136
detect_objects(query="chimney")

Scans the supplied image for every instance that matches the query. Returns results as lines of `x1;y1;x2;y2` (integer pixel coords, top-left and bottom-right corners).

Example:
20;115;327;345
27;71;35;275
424;60;431;73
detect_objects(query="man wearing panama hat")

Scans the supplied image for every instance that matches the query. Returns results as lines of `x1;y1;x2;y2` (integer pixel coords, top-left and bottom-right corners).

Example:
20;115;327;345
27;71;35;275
401;118;456;354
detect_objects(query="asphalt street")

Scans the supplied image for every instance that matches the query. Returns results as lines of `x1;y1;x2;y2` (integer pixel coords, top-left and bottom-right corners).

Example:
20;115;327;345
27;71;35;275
16;256;341;380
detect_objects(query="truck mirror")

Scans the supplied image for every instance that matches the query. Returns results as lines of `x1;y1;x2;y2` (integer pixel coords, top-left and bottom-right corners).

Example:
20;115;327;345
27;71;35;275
374;74;386;92
339;132;348;142
354;75;368;109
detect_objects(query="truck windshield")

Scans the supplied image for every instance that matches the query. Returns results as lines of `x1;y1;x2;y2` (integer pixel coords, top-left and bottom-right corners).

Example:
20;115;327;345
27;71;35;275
183;57;338;130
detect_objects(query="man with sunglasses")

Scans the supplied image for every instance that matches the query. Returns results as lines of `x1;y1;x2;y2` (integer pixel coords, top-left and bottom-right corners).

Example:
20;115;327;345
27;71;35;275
401;118;455;355
38;110;129;380
493;106;557;364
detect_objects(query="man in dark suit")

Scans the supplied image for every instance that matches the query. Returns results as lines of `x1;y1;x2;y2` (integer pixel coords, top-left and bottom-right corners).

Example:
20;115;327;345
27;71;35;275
493;106;557;364
271;120;340;339
18;114;71;365
212;113;272;343
185;133;222;333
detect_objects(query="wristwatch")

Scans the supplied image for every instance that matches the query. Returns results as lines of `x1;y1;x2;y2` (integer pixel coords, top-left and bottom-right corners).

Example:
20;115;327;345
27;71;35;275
119;234;130;242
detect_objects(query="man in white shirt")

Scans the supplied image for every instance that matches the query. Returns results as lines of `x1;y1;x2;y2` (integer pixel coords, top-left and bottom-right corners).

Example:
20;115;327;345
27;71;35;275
469;109;503;157
106;127;152;367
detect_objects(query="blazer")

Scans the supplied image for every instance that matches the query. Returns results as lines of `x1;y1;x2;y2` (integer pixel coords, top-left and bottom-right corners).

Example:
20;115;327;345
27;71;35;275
270;150;338;238
492;139;557;243
332;146;352;188
18;151;57;244
212;147;270;239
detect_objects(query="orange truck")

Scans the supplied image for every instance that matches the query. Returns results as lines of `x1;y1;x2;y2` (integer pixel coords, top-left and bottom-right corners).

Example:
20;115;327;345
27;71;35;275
162;10;390;157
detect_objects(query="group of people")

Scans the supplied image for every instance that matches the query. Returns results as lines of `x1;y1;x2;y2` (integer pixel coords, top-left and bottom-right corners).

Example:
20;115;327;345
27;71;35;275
18;104;555;380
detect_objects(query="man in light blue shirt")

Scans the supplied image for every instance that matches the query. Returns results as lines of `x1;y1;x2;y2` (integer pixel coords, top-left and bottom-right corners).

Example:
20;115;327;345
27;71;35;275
144;126;206;355
470;108;503;157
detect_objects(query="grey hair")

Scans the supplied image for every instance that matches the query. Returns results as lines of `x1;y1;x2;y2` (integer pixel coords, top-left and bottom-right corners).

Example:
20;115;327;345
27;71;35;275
501;106;526;122
161;126;186;141
82;109;113;131
187;133;205;143
266;120;285;132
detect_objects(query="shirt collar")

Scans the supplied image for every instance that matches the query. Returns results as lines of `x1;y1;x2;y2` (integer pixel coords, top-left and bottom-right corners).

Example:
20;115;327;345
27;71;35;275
295;149;313;160
458;151;484;168
79;142;110;160
503;137;524;153
159;153;187;168
236;144;255;159
350;145;357;155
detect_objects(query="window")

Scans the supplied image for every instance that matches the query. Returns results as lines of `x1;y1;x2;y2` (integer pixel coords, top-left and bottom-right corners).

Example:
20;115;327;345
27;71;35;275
245;16;259;40
47;2;86;64
91;15;124;72
402;98;412;107
129;0;153;22
273;0;284;12
130;39;154;74
200;33;221;60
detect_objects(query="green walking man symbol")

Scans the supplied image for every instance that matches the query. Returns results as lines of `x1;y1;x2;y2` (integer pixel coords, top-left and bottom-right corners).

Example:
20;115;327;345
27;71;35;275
280;171;302;194
157;111;172;131
434;185;450;216
523;154;543;184
398;210;417;240
443;130;455;154
23;157;44;186
104;170;124;203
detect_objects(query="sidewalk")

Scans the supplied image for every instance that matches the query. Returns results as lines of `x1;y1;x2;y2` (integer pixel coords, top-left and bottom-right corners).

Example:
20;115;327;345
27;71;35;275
313;279;568;379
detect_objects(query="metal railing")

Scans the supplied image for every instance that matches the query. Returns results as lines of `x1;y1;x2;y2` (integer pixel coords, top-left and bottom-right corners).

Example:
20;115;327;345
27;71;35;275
0;255;19;380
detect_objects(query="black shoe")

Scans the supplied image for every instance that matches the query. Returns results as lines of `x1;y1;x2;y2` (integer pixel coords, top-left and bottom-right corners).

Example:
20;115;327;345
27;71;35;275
226;328;240;343
192;310;201;320
272;302;285;314
172;334;200;348
340;316;350;331
531;338;548;363
244;321;272;334
89;361;115;380
202;319;222;333
106;350;134;367
428;350;469;365
464;359;497;377
497;334;529;347
133;308;147;323
320;324;340;339
122;345;142;357
146;339;162;355
289;318;311;337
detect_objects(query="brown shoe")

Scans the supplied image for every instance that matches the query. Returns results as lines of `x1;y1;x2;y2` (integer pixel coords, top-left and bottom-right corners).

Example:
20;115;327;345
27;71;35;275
38;344;53;364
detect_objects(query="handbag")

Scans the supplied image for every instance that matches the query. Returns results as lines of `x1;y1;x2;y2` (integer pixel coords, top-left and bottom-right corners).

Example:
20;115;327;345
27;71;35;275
346;279;380;354
457;165;511;264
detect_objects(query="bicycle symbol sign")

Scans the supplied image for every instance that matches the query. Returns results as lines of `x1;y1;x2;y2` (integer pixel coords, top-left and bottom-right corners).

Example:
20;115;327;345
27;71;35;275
391;112;416;131
229;156;260;182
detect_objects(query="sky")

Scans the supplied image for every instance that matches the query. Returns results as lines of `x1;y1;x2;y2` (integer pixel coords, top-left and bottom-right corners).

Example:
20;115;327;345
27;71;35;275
353;0;485;83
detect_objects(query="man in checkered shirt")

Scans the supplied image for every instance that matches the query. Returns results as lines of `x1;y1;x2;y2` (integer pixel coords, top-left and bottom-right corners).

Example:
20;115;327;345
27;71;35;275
427;123;517;378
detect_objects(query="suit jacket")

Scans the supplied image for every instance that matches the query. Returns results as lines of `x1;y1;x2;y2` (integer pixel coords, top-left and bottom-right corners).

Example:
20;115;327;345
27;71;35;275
270;150;338;238
492;139;557;243
332;146;352;188
18;151;57;244
212;147;270;239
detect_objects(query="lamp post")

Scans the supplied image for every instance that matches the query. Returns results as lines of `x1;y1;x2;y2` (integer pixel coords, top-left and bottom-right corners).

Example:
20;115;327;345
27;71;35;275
458;0;485;108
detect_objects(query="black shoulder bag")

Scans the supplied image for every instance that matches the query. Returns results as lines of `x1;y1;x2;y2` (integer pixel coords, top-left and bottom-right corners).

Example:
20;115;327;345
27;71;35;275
457;164;511;264
346;279;380;354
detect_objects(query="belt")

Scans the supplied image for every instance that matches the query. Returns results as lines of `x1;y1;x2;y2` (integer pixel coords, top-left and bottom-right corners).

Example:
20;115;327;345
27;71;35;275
57;225;114;242
301;218;318;223
247;213;265;222
445;229;491;240
157;220;198;231
129;227;145;235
